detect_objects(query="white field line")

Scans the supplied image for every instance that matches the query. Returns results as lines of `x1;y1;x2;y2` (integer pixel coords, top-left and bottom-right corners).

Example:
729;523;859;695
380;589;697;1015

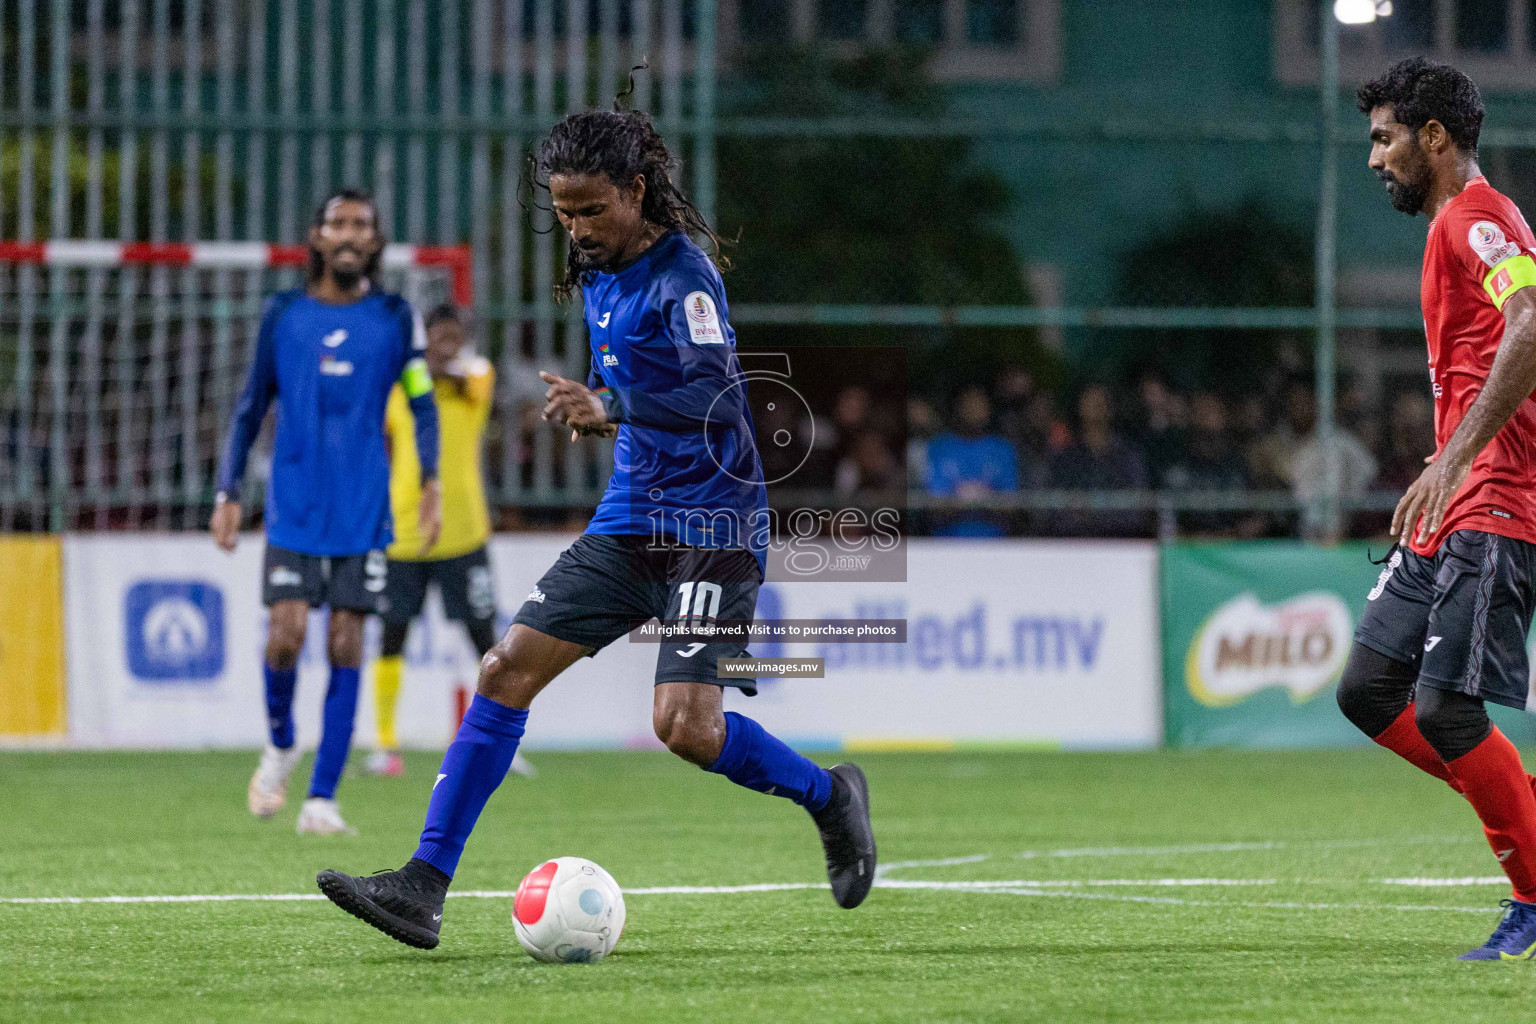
1380;877;1509;887
960;885;1497;915
0;876;1505;909
1012;836;1472;860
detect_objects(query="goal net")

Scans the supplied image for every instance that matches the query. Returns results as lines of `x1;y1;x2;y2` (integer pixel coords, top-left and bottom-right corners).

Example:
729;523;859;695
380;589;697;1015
0;241;472;531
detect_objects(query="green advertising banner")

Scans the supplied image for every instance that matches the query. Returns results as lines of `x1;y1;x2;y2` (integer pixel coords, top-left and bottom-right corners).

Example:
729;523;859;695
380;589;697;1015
1161;542;1536;749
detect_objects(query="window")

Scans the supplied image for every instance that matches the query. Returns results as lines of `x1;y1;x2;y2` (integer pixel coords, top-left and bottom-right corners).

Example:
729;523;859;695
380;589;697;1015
818;0;868;40
1380;0;1434;49
894;0;945;46
966;0;1019;46
1274;0;1536;92
739;0;791;42
1456;0;1509;52
723;0;1060;82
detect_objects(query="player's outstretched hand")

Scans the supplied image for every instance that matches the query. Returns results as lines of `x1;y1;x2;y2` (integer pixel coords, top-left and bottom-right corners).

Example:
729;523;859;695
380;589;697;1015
539;371;608;437
210;497;241;553
418;478;443;556
1392;452;1472;547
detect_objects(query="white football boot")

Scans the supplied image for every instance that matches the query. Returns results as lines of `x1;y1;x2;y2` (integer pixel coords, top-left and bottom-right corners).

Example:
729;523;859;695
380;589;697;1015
297;796;357;836
510;752;538;778
247;744;302;819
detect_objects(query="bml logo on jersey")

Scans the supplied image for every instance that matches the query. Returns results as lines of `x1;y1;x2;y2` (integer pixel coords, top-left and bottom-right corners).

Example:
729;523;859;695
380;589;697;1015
124;580;226;682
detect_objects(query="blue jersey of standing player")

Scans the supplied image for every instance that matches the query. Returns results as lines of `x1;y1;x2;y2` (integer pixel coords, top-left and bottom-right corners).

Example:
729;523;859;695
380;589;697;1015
582;230;768;565
216;290;440;555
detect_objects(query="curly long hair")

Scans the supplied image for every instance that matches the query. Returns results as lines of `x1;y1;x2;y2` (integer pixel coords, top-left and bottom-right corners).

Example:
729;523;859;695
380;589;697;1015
529;109;728;301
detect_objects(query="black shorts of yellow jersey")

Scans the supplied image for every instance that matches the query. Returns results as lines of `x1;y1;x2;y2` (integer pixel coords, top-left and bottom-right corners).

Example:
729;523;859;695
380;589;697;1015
512;534;763;693
262;544;386;612
380;546;497;624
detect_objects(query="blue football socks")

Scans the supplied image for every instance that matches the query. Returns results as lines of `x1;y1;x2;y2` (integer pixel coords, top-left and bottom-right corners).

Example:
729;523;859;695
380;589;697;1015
707;711;832;812
264;663;298;750
307;665;360;800
414;695;528;878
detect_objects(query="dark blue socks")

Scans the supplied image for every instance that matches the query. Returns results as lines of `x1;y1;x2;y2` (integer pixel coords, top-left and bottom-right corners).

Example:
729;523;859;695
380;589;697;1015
414;695;528;878
307;665;360;800
264;663;298;749
707;711;832;812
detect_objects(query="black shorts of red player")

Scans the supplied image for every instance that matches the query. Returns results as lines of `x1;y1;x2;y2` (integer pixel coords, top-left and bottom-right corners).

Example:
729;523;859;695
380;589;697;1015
1354;529;1536;711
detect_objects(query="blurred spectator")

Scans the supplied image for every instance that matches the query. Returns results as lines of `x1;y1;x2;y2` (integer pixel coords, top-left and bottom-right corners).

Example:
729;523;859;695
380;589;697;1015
1375;391;1435;492
1246;379;1313;489
906;397;937;486
1161;392;1261;538
1014;389;1069;485
1286;381;1379;541
993;365;1037;445
835;431;901;496
1132;374;1187;485
1160;393;1247;491
833;385;872;442
924;386;1019;537
1048;384;1150;537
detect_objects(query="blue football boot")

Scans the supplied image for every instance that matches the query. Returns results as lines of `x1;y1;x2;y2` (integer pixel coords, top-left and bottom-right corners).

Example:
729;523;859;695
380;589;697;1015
1459;899;1536;961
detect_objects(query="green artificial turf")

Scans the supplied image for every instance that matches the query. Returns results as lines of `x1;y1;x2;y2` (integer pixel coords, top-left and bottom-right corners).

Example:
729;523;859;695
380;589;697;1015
4;748;1534;1023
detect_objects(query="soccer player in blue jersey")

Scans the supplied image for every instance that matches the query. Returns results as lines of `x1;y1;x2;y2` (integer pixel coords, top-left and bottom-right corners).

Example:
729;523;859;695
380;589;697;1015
213;189;441;836
318;111;876;948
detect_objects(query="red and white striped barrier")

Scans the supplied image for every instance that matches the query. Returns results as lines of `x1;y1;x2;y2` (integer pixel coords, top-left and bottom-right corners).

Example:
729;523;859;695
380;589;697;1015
0;240;474;305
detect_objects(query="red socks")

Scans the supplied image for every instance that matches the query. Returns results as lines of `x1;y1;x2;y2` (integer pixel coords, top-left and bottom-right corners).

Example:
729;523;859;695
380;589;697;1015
1372;703;1459;790
1447;728;1536;905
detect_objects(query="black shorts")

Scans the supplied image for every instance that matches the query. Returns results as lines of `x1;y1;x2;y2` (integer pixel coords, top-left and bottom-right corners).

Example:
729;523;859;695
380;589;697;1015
262;544;387;613
512;533;763;693
381;546;497;624
1355;529;1536;710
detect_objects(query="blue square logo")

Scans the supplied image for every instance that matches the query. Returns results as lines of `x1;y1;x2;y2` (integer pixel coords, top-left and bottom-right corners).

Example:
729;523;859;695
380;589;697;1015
124;580;226;682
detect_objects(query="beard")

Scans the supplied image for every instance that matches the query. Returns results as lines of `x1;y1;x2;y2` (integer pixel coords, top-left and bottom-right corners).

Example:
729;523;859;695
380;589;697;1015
1378;165;1430;216
569;242;610;274
327;247;368;290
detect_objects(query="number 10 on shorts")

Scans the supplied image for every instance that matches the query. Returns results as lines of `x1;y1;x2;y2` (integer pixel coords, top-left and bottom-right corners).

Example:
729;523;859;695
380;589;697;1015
673;582;721;626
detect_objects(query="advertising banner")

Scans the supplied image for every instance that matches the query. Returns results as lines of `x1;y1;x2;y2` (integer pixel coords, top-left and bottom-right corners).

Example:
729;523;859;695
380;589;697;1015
1162;542;1536;749
62;533;656;750
61;535;1163;750
0;536;65;737
742;540;1162;749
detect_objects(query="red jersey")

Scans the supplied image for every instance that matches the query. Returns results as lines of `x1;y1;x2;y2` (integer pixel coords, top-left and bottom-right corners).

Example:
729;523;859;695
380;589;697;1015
1415;175;1536;556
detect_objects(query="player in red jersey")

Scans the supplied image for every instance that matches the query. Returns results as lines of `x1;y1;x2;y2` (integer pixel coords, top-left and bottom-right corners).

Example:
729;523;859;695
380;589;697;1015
1336;58;1536;961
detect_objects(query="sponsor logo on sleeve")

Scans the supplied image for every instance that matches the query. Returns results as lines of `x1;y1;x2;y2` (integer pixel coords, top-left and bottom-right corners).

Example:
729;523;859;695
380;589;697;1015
684;291;724;344
1469;221;1522;267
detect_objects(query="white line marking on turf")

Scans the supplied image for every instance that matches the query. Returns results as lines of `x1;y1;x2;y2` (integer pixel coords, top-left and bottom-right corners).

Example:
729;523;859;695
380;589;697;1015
1013;836;1471;860
1379;877;1510;887
3;876;1508;908
962;886;1497;914
876;854;990;878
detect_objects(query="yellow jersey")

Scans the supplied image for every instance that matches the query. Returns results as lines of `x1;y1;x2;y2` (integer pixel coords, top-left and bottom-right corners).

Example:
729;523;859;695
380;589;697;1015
385;357;494;561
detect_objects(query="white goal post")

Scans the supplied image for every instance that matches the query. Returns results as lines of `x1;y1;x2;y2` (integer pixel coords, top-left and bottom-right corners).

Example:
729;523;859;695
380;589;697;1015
0;240;473;531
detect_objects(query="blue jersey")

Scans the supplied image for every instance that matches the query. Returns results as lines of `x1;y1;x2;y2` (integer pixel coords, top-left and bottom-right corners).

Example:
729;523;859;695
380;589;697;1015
582;231;767;564
216;289;440;557
924;433;1019;538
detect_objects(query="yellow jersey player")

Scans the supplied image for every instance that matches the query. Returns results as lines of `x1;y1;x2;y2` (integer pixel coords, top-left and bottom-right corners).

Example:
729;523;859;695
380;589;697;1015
369;304;531;778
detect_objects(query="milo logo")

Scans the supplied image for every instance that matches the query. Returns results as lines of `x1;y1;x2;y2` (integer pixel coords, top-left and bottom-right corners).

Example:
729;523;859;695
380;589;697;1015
1185;592;1352;707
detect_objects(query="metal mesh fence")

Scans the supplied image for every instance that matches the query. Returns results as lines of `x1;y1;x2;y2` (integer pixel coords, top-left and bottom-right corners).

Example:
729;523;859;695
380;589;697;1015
0;257;460;530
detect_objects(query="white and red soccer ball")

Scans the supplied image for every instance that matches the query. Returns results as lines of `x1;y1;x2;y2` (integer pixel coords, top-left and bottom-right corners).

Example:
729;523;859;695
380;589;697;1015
512;857;626;963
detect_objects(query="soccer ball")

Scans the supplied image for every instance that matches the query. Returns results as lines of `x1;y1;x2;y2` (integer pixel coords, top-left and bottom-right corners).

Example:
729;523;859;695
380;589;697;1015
512;857;626;963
